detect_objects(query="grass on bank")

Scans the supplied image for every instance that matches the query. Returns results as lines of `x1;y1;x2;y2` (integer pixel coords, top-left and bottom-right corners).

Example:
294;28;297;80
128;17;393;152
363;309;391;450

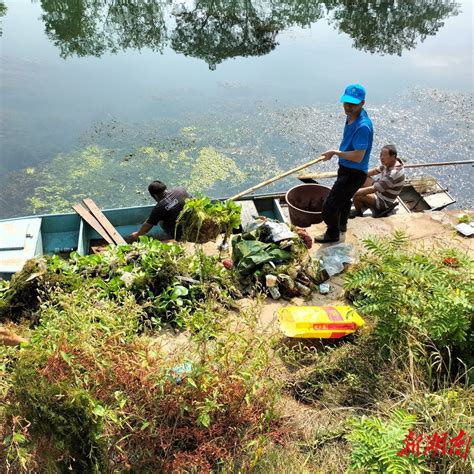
0;232;473;472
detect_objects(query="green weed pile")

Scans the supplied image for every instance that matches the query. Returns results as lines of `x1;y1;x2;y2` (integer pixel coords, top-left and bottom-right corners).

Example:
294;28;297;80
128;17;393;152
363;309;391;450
40;237;240;329
177;195;242;243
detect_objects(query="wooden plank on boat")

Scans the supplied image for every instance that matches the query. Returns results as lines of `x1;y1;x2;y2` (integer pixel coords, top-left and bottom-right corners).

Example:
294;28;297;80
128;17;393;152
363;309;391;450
72;204;115;245
82;199;127;245
238;200;259;231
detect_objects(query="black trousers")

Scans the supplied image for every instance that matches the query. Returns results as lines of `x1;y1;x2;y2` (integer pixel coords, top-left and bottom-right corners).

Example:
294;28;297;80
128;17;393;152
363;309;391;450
322;165;367;238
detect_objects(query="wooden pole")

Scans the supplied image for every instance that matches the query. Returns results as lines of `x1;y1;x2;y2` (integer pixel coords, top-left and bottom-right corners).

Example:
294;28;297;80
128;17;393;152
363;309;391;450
298;159;474;181
402;160;474;169
229;155;326;201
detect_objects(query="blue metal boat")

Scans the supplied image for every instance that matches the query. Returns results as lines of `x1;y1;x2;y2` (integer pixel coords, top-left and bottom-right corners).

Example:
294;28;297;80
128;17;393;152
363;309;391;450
0;192;288;280
0;174;456;280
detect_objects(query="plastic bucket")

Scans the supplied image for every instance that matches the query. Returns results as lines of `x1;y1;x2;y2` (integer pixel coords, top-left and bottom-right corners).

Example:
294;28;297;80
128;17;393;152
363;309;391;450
285;184;331;227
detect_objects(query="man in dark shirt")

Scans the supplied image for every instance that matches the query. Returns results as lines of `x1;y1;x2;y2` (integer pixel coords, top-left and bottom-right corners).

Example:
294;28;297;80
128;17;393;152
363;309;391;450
129;181;189;241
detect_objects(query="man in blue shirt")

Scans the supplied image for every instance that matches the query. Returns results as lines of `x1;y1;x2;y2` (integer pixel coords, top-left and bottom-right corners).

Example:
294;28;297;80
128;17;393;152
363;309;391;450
314;83;373;243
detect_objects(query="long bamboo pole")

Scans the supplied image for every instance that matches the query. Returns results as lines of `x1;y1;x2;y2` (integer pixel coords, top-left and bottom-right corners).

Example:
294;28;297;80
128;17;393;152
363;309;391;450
298;159;474;181
229;155;326;201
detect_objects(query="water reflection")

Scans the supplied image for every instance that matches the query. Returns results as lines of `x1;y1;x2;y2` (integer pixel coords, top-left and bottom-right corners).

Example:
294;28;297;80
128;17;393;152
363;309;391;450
40;0;167;57
0;1;6;37
37;0;460;67
325;0;461;55
170;1;325;69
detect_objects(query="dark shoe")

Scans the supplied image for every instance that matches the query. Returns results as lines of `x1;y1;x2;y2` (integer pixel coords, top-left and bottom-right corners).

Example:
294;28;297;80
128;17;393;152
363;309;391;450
372;201;399;218
314;233;340;243
348;209;363;219
339;223;347;233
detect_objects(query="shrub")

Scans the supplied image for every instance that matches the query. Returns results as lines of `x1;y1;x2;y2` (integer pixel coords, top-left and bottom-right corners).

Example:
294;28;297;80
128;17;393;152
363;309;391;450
344;232;473;361
1;291;282;472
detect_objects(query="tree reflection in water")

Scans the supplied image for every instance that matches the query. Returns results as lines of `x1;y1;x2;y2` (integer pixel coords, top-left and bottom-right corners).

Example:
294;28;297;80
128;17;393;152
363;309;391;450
324;0;460;55
40;0;167;57
0;1;7;37
37;0;460;67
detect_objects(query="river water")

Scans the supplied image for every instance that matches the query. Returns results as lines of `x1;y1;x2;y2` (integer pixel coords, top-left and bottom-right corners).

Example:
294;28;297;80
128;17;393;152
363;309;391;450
0;0;472;218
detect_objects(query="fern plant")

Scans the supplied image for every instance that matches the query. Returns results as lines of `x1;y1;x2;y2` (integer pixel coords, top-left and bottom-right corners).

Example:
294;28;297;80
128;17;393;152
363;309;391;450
344;232;473;355
347;410;428;473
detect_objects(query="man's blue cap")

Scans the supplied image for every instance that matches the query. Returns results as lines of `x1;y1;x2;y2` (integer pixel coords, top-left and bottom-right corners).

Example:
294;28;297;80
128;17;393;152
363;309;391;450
340;84;366;104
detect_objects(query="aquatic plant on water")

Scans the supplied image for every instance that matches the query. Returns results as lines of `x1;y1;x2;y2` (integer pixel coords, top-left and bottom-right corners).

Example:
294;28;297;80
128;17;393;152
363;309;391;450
5;141;248;217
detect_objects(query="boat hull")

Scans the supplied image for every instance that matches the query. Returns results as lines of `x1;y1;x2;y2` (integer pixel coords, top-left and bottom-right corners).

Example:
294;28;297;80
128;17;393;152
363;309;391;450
0;193;287;279
0;179;456;279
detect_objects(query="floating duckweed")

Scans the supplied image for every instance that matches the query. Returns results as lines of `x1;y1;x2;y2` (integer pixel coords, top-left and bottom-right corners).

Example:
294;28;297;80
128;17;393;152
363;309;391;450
28;183;73;214
139;146;155;155
158;151;169;162
176;149;194;162
5;89;471;221
28;196;46;211
83;146;105;169
180;126;197;138
71;166;87;178
187;147;245;194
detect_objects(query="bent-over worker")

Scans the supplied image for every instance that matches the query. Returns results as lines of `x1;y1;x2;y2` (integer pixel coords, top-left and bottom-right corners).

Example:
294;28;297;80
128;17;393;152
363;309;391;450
351;144;405;217
129;180;189;241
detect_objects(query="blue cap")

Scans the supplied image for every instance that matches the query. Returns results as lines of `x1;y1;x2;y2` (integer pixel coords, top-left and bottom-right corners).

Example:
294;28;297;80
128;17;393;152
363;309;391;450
340;84;366;104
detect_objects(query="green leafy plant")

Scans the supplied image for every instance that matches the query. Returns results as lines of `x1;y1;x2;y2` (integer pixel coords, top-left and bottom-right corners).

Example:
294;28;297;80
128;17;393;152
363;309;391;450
176;194;241;242
344;232;473;358
10;237;240;329
347;410;428;473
